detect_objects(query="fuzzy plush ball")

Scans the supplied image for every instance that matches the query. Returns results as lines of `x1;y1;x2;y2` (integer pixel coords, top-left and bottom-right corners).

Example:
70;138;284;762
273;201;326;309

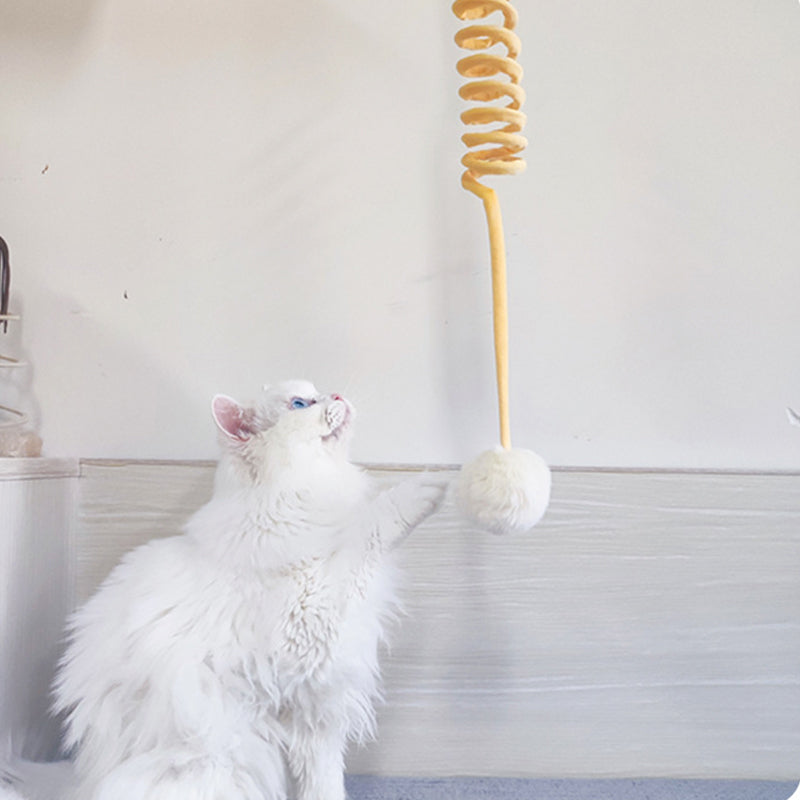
456;446;552;535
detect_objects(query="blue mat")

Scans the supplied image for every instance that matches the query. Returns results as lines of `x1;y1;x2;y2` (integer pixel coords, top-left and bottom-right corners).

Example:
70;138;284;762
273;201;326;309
346;776;798;800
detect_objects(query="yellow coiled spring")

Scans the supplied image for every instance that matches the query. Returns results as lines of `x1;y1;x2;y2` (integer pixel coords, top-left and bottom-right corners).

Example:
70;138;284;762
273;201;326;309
454;0;527;188
453;0;526;450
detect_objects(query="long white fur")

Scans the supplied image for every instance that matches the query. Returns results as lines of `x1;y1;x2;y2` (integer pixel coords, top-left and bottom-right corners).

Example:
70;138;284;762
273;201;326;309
52;381;445;800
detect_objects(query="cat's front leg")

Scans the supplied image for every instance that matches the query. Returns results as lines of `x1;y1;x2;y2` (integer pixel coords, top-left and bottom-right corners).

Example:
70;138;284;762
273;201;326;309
372;473;448;551
286;730;346;800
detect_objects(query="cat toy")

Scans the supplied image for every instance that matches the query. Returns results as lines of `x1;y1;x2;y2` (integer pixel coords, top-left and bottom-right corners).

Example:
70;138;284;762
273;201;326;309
452;0;551;535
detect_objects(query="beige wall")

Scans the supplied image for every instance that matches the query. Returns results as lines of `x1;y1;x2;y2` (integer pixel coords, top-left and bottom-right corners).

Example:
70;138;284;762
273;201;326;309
1;1;799;469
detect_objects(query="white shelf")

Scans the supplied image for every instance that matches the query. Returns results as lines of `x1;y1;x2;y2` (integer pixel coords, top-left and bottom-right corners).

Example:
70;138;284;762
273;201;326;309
0;457;80;480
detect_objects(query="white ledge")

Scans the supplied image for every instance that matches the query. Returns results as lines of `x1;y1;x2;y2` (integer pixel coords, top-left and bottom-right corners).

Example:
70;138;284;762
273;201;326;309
0;457;80;480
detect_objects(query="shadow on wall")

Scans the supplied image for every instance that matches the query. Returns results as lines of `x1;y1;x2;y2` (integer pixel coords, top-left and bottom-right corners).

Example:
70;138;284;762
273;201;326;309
0;1;101;99
0;1;99;42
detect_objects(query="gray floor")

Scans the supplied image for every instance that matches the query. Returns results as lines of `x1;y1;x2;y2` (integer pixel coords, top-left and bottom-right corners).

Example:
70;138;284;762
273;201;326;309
3;763;797;800
346;776;798;800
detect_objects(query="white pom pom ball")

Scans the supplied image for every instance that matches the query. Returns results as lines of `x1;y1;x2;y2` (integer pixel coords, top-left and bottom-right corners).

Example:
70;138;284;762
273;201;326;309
456;446;552;535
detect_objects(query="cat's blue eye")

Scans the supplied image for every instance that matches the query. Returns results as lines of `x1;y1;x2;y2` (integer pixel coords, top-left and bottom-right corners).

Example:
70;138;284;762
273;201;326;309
290;397;313;410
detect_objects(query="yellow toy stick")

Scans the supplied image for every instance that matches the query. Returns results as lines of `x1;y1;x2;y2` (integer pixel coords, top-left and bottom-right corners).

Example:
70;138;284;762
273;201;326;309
453;0;526;449
453;0;552;534
465;177;511;449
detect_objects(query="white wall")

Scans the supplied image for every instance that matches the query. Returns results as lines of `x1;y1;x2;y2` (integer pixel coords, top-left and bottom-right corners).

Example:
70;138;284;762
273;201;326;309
1;1;798;469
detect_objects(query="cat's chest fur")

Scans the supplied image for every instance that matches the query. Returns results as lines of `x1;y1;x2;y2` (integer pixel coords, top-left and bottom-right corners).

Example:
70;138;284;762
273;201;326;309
216;537;383;692
279;557;350;673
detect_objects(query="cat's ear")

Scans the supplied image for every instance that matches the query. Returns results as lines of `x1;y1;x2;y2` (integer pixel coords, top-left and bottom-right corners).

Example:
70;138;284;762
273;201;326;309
212;395;257;441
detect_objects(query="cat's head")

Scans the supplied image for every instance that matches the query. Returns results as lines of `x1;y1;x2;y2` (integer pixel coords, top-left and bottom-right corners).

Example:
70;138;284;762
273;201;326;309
211;380;355;490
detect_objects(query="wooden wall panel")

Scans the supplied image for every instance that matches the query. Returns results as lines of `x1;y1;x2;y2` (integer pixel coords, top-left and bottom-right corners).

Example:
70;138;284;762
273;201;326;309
75;462;800;780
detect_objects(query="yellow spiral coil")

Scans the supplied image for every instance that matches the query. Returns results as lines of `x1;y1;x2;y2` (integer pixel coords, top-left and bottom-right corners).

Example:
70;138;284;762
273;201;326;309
453;0;527;190
453;0;527;450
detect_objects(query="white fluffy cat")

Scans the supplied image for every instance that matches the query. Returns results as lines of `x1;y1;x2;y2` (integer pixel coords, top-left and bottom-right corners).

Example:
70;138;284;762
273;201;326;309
52;381;445;800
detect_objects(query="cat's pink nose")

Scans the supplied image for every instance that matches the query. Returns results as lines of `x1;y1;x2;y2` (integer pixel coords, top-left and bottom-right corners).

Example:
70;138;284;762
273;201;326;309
331;393;343;402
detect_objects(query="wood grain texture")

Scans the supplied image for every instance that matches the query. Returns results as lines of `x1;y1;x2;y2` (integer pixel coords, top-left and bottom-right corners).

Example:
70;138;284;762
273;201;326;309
74;462;800;780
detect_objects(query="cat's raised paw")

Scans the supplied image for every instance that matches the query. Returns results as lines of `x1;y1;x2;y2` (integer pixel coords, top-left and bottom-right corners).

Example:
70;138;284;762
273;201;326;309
386;473;448;531
325;400;347;433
